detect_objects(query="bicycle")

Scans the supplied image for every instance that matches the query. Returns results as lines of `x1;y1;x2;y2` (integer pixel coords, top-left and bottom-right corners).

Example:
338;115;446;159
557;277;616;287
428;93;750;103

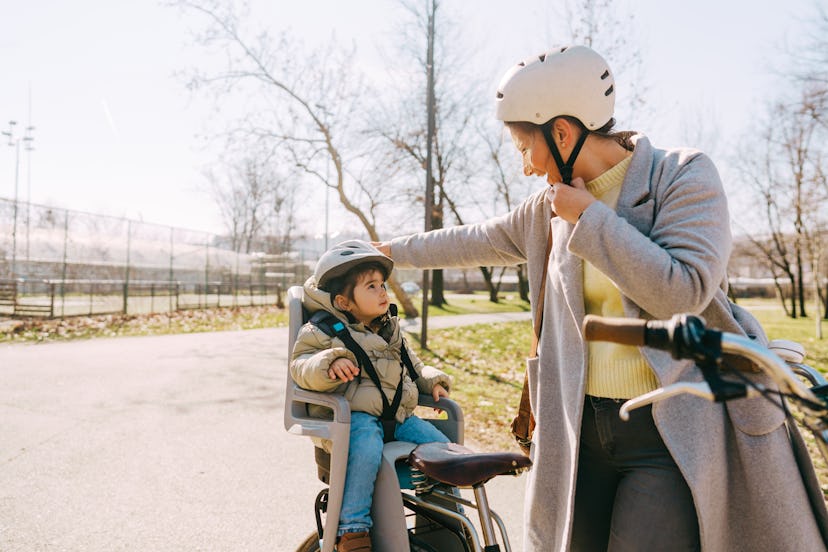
581;313;828;464
284;285;532;552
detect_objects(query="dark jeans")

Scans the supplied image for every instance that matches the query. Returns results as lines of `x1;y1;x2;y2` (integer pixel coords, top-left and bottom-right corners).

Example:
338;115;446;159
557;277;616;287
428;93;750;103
571;396;700;552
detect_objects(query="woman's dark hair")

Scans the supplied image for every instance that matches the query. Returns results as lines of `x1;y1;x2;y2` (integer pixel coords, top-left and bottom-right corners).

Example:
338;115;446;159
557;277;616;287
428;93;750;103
323;260;390;301
506;115;632;150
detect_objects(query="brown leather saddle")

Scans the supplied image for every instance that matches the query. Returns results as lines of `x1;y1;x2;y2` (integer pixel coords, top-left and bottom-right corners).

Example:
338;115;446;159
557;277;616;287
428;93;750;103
408;442;532;487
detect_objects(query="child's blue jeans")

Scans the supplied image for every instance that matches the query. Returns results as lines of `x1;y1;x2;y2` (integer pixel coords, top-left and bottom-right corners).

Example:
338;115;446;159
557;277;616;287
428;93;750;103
337;411;450;536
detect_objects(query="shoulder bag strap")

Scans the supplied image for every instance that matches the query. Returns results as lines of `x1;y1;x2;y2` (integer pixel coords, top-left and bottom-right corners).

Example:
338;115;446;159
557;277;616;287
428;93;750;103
512;223;553;454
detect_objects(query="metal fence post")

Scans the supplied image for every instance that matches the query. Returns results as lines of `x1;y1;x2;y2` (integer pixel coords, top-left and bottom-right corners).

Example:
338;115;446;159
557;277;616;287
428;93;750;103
60;209;69;318
234;249;239;308
169;226;174;314
203;241;209;309
123;220;132;314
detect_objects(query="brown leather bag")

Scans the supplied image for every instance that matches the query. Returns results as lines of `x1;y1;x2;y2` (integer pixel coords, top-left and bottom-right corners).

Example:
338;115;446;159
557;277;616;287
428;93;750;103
510;227;552;456
511;372;536;455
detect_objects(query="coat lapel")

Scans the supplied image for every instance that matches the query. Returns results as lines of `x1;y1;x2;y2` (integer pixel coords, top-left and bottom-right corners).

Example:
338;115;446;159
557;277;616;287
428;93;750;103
616;136;656;319
616;136;654;221
550;216;585;328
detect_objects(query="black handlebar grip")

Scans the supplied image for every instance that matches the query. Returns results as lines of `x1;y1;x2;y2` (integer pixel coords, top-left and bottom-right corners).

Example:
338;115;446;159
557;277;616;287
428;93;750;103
582;315;647;346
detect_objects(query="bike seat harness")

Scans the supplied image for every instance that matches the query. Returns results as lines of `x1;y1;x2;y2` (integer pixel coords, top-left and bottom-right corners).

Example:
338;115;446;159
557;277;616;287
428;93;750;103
309;305;418;443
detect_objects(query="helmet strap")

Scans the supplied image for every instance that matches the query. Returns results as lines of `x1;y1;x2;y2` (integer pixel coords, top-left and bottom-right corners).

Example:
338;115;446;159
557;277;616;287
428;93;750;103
540;123;588;185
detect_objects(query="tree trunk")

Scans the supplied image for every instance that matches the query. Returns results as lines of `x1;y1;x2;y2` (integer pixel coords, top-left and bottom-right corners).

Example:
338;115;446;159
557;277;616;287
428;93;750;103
822;279;828;320
773;278;791;317
727;282;737;304
517;264;529;302
797;253;807;318
813;262;822;339
479;266;499;303
790;286;798;319
429;201;445;306
488;272;498;303
430;269;446;306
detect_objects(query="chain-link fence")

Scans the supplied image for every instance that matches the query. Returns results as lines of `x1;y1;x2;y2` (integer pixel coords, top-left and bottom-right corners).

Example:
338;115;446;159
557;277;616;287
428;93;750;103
0;198;312;318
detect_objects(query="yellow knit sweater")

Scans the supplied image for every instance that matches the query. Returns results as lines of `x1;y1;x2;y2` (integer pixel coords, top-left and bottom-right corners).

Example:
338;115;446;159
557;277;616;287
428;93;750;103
583;156;659;398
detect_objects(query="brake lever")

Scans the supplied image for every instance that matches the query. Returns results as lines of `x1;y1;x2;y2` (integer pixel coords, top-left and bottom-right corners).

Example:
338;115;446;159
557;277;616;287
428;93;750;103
618;382;762;421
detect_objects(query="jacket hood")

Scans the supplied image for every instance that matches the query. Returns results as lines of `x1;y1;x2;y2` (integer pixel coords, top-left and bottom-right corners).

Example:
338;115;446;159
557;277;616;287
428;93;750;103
302;275;397;338
302;275;350;324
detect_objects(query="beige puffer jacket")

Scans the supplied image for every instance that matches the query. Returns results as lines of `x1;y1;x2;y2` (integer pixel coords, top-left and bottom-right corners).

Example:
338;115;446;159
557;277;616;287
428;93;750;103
290;276;452;428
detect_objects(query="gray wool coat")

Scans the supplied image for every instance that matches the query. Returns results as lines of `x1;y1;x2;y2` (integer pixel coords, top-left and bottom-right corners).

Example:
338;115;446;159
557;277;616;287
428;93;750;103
389;134;828;551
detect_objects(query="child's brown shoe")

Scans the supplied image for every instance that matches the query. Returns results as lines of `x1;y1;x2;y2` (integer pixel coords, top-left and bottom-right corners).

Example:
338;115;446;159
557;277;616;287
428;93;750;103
337;530;371;552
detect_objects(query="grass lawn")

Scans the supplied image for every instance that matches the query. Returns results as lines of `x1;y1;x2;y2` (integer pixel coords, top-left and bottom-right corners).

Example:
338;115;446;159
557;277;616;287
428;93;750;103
395;291;532;317
410;320;532;451
738;298;828;372
0;306;291;342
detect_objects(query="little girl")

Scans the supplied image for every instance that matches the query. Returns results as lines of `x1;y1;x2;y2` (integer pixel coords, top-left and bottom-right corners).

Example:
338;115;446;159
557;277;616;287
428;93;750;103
290;240;452;552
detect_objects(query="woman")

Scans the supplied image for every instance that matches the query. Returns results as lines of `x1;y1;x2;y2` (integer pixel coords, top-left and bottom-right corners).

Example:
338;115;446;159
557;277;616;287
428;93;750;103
375;45;828;551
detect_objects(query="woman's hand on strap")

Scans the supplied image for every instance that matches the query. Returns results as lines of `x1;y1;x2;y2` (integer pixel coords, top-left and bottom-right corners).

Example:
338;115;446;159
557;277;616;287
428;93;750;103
548;177;596;224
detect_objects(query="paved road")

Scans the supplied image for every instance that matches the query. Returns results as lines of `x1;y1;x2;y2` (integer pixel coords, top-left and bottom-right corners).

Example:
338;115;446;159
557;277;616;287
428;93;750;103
0;314;530;551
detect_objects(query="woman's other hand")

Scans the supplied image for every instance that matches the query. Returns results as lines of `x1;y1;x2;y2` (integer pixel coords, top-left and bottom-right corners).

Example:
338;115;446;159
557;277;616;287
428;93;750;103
372;241;392;257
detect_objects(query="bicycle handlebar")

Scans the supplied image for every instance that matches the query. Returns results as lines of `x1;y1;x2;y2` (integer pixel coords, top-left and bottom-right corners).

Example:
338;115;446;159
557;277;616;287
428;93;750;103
582;314;823;416
582;316;648;346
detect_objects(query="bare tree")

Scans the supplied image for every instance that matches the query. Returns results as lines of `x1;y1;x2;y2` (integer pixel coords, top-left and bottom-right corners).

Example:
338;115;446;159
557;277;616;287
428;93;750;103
265;184;297;254
735;92;827;318
173;0;421;315
555;0;650;126
796;4;828;329
205;156;281;253
726;3;828;329
369;0;486;307
793;6;828;130
477;124;532;302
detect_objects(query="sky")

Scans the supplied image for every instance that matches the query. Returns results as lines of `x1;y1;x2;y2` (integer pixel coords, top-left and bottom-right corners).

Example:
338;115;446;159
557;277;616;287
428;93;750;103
0;0;822;237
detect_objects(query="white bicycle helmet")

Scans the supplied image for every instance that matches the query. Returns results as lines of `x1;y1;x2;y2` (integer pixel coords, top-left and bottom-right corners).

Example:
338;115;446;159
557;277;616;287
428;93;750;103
495;45;615;130
314;240;394;290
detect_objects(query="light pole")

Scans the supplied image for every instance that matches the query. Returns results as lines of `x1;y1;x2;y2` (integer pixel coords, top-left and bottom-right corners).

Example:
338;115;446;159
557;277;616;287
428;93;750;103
25;86;35;263
1;120;34;280
24;124;35;263
2;121;20;279
325;161;330;250
421;0;436;348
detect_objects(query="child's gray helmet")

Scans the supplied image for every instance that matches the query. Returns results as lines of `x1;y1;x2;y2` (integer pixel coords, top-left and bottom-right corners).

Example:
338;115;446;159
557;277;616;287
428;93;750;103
314;240;394;290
